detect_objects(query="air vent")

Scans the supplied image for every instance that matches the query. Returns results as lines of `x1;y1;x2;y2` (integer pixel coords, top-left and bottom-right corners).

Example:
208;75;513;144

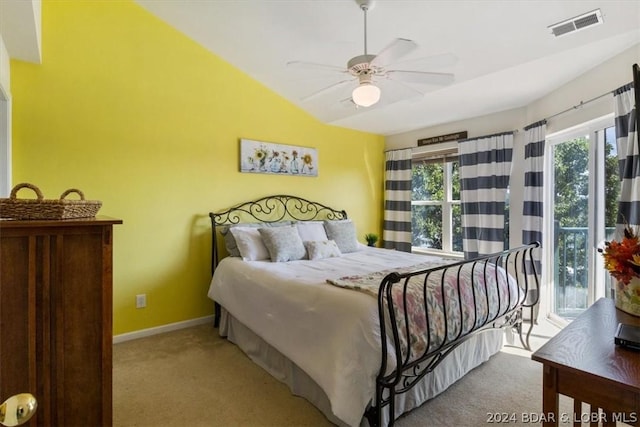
549;9;603;37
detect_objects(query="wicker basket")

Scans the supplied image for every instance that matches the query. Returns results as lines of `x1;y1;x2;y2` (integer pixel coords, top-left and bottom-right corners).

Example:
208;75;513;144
0;183;102;220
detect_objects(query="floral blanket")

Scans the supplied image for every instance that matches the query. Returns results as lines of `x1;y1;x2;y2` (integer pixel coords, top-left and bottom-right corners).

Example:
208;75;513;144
327;260;521;363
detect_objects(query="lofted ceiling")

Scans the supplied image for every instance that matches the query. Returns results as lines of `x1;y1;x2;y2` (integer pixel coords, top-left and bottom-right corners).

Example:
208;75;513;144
2;1;639;136
136;0;640;135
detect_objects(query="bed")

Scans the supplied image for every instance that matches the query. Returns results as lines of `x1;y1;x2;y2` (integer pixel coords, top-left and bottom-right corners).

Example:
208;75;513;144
207;195;540;427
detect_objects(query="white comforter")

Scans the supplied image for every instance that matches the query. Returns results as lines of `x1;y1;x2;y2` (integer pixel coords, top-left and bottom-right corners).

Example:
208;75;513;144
207;247;445;427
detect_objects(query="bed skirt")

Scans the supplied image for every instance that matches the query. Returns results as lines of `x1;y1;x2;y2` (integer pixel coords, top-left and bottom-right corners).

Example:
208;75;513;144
219;307;504;426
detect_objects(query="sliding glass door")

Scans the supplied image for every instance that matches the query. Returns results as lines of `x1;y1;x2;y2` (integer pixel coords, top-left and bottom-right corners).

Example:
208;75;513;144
544;116;618;322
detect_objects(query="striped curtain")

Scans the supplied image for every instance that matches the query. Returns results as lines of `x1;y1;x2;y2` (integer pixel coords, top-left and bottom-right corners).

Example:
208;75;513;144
458;132;514;259
522;120;546;265
521;121;545;320
613;83;640;236
383;149;412;252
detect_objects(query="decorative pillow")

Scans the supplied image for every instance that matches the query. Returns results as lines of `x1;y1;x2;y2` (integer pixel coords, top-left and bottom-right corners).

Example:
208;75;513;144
296;221;329;242
220;221;291;257
259;225;306;262
229;227;270;261
324;220;359;253
304;240;342;260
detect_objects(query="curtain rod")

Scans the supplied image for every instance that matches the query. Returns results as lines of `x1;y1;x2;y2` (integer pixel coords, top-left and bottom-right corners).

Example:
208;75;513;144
541;78;634;124
543;91;612;122
387;81;633;150
384;147;413;153
458;130;516;143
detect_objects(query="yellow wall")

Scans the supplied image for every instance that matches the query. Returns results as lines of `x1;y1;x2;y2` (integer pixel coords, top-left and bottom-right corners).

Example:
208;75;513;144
10;0;384;335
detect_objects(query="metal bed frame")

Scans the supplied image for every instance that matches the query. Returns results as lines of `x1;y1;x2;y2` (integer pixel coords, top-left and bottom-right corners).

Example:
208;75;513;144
209;195;540;427
368;243;539;426
209;195;347;328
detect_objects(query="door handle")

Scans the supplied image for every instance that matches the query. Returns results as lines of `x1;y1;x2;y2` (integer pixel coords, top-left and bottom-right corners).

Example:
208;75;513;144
0;394;37;426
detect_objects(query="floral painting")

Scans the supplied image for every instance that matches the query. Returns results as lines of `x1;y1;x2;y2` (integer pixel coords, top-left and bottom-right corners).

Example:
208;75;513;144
240;139;318;177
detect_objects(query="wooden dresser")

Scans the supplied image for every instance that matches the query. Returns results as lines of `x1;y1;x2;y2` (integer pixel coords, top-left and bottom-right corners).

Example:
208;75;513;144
0;217;122;426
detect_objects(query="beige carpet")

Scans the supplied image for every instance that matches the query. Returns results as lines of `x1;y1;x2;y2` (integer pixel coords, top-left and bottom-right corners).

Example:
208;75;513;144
113;322;581;427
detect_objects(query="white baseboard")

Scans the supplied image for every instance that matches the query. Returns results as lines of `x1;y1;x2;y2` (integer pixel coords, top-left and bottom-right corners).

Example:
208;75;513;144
113;315;215;344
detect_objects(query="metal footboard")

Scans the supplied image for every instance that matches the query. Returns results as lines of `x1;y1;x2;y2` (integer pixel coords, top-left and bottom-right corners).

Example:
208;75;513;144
366;242;541;427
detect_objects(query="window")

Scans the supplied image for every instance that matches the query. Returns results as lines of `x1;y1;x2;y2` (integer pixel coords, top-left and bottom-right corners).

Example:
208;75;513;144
411;151;462;254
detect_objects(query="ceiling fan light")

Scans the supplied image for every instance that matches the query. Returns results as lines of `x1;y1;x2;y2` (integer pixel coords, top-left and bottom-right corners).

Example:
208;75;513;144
352;83;381;107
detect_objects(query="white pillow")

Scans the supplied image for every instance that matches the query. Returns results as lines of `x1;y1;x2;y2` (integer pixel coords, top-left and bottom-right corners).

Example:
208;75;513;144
220;221;291;257
323;220;359;253
296;221;328;242
259;225;306;262
229;227;270;261
304;240;342;260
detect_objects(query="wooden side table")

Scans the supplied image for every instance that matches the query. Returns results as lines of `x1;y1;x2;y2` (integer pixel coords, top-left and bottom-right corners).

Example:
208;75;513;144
531;298;640;426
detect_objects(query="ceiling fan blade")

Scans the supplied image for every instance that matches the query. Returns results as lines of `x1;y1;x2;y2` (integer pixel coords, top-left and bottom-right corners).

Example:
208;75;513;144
300;78;354;102
385;70;455;86
389;53;459;70
286;60;348;74
370;38;418;68
375;78;425;104
340;97;356;108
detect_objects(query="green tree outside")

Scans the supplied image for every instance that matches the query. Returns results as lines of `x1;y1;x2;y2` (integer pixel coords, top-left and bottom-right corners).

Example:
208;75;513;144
411;160;462;251
553;131;619;316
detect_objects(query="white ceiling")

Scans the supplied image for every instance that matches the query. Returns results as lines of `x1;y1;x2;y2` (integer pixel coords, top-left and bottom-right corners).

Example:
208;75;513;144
2;1;639;136
135;0;640;136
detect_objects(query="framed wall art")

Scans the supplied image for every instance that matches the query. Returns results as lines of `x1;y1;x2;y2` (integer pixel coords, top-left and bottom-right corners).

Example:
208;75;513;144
240;139;318;177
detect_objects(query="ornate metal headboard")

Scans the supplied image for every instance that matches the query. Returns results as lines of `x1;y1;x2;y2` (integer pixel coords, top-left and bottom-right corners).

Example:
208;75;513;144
209;194;347;273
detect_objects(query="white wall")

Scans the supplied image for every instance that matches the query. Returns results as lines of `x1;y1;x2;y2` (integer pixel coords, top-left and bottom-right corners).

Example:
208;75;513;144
0;35;11;196
0;35;10;93
527;45;639;135
386;107;526;151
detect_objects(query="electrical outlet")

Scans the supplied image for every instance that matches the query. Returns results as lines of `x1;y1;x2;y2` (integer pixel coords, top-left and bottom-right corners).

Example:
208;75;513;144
136;294;146;309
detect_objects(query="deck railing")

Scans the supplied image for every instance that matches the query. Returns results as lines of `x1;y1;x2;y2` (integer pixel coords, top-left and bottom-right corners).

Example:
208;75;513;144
554;225;615;319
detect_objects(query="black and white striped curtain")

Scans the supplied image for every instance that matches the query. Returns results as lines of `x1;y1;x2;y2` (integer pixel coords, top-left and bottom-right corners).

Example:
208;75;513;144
383;149;412;252
458;132;514;259
613;83;640;235
521;121;545;307
522;120;546;249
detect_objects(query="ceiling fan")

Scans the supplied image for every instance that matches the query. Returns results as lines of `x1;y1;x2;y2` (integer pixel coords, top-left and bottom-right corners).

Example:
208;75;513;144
287;0;456;108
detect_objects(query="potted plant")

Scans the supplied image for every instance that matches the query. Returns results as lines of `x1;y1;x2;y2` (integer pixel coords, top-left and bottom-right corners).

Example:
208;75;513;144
364;233;379;247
